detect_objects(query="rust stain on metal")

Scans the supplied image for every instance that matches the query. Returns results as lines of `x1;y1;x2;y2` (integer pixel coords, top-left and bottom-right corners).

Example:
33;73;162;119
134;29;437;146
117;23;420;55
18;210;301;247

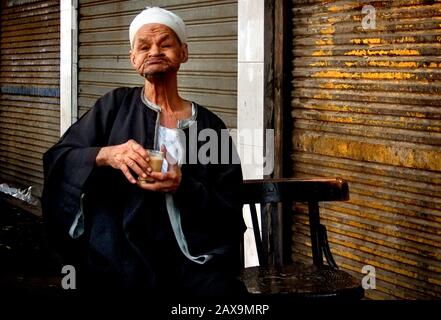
407;112;430;118
293;134;441;171
320;208;441;250
295;112;434;132
292;0;441;300
395;36;417;43
332;248;417;279
310;103;369;114
312;49;331;56
313;93;333;100
350;38;381;45
324;224;441;265
368;61;418;68
362;72;416;80
312;70;416;80
319;83;355;90
312;70;352;78
345;49;421;56
315;38;334;45
344;62;357;67
430;277;441;286
309;61;329;67
396;24;416;30
328;3;360;13
330;237;425;268
320;26;335;34
347;36;417;45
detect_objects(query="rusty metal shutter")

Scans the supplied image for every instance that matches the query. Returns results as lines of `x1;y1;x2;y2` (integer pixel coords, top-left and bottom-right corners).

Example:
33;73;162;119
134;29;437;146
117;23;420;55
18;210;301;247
0;0;60;196
291;1;441;299
78;0;238;128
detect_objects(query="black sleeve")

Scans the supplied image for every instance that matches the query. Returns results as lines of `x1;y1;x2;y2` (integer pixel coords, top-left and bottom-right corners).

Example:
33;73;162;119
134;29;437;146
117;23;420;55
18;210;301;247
174;119;245;238
41;88;126;243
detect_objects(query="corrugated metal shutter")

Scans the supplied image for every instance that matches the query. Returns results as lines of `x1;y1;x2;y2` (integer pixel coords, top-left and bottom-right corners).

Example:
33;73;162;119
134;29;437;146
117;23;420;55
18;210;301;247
78;0;238;128
290;1;441;299
0;0;60;196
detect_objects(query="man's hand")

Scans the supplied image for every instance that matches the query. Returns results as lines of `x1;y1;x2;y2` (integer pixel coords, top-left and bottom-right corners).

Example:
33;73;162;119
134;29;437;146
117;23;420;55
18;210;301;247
136;145;182;193
95;139;150;184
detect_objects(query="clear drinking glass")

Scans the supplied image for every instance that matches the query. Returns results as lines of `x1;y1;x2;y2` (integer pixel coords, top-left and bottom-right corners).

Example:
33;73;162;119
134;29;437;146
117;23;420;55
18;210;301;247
138;149;164;183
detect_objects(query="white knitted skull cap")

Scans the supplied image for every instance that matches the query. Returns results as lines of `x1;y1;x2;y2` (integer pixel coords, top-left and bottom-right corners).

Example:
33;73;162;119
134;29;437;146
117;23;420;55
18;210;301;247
129;7;187;48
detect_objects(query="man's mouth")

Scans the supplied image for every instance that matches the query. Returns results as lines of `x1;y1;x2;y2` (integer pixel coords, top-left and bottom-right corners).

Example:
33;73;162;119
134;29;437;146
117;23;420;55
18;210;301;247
147;59;165;65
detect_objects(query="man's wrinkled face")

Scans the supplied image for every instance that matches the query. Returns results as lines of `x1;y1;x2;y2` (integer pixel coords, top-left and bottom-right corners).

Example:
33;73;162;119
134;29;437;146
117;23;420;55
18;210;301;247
130;24;188;78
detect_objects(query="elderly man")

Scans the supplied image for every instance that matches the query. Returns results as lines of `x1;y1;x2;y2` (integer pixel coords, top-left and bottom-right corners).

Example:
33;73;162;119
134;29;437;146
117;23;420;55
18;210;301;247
42;7;246;298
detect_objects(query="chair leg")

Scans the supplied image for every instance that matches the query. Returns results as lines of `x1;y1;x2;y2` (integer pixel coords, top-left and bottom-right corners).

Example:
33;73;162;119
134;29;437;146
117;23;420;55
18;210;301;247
319;224;339;269
308;201;323;266
249;203;266;267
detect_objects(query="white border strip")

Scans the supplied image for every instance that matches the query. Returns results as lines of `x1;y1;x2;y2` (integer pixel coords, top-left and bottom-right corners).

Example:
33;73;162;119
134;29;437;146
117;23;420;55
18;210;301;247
237;0;265;268
60;0;78;136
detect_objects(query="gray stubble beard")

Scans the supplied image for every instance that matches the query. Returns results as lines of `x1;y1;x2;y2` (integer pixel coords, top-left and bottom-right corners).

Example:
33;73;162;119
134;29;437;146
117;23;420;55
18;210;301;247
140;58;178;80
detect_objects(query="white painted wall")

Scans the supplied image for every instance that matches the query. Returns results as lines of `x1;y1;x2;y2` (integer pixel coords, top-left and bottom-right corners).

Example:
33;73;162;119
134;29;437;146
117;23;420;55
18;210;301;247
237;0;265;267
60;0;78;136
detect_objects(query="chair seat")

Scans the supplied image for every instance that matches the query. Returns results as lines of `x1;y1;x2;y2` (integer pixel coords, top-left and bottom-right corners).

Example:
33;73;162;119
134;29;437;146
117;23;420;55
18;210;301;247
240;263;364;299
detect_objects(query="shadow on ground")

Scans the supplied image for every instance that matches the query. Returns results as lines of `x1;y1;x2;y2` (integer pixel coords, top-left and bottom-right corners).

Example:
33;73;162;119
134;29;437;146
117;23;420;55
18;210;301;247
0;197;63;296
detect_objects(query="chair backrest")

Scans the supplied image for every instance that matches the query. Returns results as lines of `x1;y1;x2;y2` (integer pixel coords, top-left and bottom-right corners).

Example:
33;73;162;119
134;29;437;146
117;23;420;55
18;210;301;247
241;178;349;268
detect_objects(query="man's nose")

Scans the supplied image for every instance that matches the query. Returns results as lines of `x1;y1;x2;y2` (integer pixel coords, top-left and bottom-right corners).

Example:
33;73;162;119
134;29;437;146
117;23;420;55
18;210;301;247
149;44;162;57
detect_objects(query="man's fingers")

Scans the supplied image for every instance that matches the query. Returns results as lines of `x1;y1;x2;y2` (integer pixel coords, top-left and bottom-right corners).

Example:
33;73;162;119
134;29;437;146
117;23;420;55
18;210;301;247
120;164;137;184
125;139;148;161
137;180;160;191
148;171;180;184
131;141;148;159
149;171;166;181
136;175;180;193
108;141;151;183
127;139;138;147
124;156;147;179
136;179;171;192
129;152;149;172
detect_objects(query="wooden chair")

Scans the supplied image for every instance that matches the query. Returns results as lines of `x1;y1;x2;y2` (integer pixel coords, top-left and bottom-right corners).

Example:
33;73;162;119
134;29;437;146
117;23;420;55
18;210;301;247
240;178;364;299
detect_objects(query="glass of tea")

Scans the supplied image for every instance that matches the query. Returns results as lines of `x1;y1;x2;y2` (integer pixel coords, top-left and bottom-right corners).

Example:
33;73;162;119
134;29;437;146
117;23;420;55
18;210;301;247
138;149;164;183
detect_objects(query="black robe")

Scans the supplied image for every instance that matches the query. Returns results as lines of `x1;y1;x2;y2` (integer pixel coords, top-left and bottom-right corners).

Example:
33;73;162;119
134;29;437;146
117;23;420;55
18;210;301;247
41;87;245;291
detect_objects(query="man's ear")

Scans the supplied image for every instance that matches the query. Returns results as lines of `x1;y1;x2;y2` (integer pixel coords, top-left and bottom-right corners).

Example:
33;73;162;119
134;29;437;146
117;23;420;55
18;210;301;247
181;44;188;63
129;50;137;68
